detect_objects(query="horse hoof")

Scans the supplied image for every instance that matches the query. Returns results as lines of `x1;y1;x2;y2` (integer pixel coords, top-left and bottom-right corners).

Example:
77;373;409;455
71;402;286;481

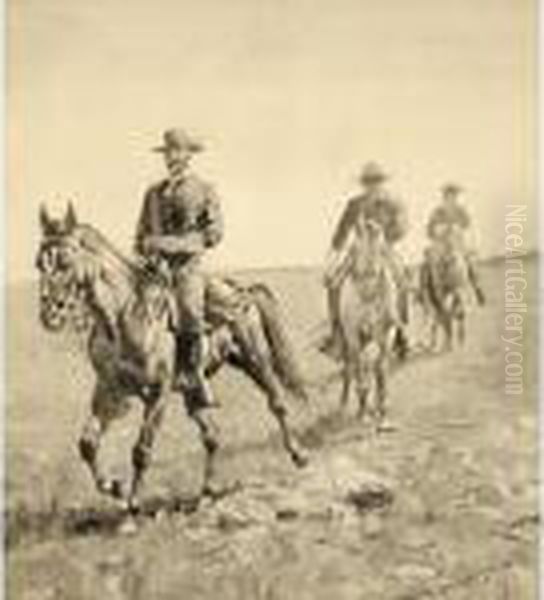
126;496;141;515
97;477;126;499
376;418;396;433
111;479;128;500
97;478;114;495
293;450;310;469
360;414;374;428
117;515;138;536
202;481;242;502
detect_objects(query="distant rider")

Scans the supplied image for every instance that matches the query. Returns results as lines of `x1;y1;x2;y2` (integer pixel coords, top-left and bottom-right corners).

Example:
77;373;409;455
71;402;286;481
321;162;409;357
424;182;485;306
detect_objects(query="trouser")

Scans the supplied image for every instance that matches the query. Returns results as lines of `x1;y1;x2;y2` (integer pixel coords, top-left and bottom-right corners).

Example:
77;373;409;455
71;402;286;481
173;261;215;410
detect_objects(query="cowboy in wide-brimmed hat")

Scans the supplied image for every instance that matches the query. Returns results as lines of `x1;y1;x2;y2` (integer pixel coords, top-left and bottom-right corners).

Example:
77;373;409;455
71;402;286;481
135;128;224;409
440;182;463;194
151;128;205;154
320;161;410;359
425;182;485;305
358;161;389;185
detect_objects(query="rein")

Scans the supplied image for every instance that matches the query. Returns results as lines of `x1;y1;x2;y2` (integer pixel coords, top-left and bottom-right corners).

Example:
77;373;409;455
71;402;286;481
69;225;174;334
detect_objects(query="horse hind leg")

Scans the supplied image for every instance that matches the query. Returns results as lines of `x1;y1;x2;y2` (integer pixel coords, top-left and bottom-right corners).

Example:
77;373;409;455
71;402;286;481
188;404;223;499
338;335;356;412
251;358;308;468
231;330;308;468
268;387;309;468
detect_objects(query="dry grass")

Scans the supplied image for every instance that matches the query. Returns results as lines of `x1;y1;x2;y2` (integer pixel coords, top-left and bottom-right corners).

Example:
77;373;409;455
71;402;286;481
5;259;539;599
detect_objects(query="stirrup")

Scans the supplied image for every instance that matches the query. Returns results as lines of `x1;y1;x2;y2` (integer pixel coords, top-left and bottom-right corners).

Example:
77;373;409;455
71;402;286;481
318;334;343;360
176;370;220;409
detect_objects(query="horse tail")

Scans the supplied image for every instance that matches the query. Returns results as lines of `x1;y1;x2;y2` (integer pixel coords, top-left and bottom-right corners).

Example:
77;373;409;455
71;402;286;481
248;283;309;402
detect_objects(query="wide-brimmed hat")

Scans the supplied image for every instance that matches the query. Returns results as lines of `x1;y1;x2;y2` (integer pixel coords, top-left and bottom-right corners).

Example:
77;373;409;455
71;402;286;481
360;162;388;184
442;182;463;194
152;128;204;153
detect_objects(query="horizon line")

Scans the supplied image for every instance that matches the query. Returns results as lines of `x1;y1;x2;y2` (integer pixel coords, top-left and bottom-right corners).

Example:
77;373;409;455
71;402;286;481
5;247;538;285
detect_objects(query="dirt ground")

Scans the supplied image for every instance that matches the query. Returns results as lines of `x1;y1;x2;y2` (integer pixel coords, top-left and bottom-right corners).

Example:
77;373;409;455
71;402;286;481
5;257;539;599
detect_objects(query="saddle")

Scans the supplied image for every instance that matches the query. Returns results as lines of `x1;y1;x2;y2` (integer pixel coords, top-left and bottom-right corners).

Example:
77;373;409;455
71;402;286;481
156;274;253;334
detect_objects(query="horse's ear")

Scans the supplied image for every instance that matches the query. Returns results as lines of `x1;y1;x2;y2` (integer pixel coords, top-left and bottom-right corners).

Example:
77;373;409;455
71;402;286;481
65;201;77;231
39;203;52;233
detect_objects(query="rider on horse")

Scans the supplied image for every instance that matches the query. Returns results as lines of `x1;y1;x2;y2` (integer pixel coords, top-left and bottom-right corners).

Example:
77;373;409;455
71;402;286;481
135;128;224;409
423;182;486;306
321;161;409;357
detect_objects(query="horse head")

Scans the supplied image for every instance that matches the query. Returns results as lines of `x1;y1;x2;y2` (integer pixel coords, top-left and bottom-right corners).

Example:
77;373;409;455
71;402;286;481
36;202;102;332
424;237;469;302
350;216;387;276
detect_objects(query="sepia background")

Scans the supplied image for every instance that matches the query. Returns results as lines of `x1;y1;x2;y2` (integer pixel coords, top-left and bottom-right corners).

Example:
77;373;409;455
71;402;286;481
8;0;537;279
6;1;539;599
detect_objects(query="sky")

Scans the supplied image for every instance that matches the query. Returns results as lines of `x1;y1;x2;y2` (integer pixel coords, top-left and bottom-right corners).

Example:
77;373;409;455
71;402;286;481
8;0;537;280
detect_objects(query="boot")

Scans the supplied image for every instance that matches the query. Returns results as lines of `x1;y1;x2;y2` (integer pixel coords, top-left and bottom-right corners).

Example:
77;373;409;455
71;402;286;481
175;331;218;409
392;324;410;361
318;287;343;359
318;326;343;360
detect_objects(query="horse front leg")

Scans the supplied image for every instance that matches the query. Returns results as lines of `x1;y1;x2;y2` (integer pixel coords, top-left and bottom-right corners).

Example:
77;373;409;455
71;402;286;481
338;322;358;414
355;345;373;423
458;314;466;346
374;350;395;433
128;387;168;512
433;304;452;352
78;414;109;495
78;381;126;500
454;295;466;346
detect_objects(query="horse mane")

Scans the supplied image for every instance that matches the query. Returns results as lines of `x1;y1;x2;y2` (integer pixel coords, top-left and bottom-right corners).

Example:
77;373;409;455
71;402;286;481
76;223;144;286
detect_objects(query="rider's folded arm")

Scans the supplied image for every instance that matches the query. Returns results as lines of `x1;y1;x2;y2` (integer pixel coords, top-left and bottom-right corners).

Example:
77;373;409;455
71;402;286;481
146;233;205;256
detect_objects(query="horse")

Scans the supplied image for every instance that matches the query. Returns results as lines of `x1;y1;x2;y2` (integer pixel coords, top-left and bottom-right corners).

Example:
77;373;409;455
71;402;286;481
336;216;399;429
418;230;471;351
36;202;309;512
